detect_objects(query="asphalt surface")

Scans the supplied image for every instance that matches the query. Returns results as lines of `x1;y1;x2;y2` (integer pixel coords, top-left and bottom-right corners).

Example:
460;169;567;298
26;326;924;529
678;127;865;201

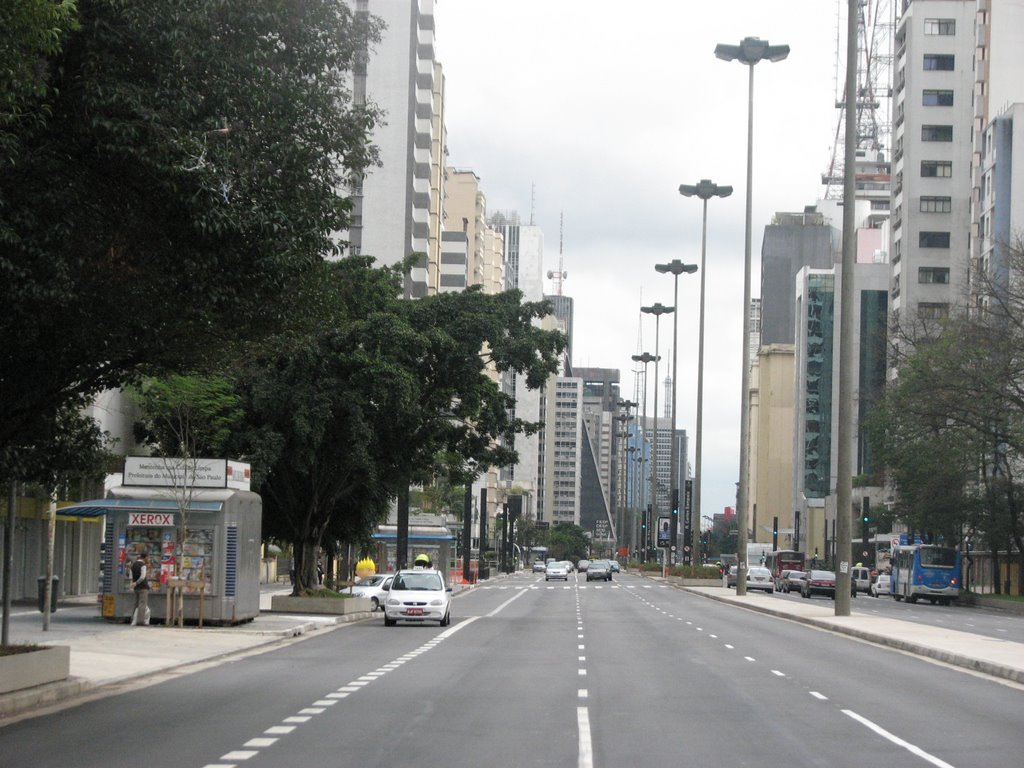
2;574;1022;722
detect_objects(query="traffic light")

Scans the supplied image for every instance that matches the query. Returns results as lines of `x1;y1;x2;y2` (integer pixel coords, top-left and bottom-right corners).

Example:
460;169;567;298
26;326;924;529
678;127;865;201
861;498;870;547
772;515;779;551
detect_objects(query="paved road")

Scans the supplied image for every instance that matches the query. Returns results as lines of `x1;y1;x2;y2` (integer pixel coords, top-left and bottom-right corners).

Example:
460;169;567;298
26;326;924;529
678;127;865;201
2;572;1022;768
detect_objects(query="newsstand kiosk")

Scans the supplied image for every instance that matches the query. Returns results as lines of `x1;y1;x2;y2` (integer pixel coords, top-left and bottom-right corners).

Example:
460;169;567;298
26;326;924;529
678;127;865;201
63;458;262;625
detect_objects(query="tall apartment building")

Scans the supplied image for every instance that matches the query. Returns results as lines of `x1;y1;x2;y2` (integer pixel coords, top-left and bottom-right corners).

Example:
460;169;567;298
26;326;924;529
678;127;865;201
345;0;440;298
441;170;505;294
891;1;976;325
539;377;584;526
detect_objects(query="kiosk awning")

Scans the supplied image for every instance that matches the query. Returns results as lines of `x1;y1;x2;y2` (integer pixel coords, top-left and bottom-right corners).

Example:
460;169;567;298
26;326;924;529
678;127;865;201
58;498;224;518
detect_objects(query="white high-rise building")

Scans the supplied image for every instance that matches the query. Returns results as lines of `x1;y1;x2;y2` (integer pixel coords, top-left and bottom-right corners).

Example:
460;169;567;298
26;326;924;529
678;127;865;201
890;1;976;326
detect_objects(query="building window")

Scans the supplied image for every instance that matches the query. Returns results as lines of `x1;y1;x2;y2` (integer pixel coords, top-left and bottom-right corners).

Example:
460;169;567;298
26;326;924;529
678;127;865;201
924;19;956;35
922;89;954;106
921;160;952;177
922;125;953;141
919;267;950;284
919;231;951;248
923;54;955;70
918;302;949;320
920;196;952;213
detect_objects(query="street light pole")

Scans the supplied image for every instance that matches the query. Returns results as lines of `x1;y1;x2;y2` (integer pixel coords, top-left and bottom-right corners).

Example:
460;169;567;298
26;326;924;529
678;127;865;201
654;261;697;566
640;303;673;564
715;36;789;595
678;181;732;568
631;352;658;561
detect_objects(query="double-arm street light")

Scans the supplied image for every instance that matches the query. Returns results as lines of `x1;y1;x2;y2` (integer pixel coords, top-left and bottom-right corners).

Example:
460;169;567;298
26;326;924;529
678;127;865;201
678;181;732;568
631;352;659;560
640;303;673;564
715;36;789;595
654;261;697;565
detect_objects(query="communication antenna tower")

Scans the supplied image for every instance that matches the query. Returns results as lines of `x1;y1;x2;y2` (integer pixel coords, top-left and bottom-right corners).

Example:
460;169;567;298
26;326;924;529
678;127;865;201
822;0;896;198
546;211;568;295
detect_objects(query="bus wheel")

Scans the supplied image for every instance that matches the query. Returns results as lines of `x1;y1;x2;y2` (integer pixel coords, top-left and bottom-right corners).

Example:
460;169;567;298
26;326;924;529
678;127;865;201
893;594;903;601
907;595;918;604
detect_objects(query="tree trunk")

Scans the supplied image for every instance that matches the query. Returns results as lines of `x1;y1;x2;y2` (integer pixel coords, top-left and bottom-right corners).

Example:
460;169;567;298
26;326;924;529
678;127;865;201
292;540;321;595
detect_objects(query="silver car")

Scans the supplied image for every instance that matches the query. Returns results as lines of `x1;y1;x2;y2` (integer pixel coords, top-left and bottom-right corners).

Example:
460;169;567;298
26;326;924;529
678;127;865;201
350;573;394;611
545;561;569;581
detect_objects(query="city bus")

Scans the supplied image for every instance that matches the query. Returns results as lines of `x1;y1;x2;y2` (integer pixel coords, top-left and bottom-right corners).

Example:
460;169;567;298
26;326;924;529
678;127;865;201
764;550;806;589
890;544;961;605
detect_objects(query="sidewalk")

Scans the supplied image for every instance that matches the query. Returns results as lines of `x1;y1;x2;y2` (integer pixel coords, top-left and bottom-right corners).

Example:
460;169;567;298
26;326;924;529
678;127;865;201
1;579;482;722
681;585;1024;684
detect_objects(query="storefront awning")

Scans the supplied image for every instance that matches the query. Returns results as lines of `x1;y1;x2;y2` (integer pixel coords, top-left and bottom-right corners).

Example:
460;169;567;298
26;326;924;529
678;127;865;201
57;498;224;518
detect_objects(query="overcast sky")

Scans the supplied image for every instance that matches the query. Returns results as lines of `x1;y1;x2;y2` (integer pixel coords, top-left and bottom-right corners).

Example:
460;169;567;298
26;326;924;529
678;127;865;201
433;0;847;524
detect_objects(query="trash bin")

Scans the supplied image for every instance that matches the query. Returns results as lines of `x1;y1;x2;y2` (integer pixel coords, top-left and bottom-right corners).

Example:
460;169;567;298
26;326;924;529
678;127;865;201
37;575;59;613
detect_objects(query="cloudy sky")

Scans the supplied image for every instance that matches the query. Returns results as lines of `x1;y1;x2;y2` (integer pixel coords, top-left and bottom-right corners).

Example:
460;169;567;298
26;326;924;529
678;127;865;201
433;0;848;523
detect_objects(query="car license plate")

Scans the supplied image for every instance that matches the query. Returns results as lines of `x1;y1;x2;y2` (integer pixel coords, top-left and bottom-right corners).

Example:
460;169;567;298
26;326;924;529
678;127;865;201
406;607;423;616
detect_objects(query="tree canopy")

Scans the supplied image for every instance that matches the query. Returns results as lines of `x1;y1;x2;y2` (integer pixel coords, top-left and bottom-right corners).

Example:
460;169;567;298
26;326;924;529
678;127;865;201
0;0;382;483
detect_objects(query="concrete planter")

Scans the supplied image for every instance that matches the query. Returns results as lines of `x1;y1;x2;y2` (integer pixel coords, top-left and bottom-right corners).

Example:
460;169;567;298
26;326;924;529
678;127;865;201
0;645;71;694
270;595;373;615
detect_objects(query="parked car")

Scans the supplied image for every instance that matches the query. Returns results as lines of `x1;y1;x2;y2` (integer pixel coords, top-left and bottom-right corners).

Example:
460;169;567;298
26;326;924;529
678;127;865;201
851;566;872;594
586;559;612;581
383;569;451;626
349;573;394;611
723;565;738;589
532;561;547;573
545;561;569;581
746;566;774;593
783;571;807;593
870;573;892;597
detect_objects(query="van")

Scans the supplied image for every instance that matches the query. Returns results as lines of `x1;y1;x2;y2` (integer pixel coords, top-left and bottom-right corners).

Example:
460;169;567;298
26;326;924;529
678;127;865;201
851;566;872;594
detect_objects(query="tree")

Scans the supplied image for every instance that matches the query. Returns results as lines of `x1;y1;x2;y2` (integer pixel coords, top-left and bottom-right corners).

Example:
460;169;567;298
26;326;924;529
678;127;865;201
0;0;383;484
543;524;591;563
230;257;565;593
871;236;1024;591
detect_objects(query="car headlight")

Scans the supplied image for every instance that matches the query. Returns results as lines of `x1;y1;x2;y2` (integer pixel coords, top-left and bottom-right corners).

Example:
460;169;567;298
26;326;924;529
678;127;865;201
387;598;400;606
429;598;445;606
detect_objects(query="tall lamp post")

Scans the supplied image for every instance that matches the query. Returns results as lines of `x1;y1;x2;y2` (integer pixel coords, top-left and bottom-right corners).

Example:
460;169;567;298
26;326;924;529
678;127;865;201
715;36;789;595
654;261;697;566
640;303;673;564
677;181;732;568
631;352;658;561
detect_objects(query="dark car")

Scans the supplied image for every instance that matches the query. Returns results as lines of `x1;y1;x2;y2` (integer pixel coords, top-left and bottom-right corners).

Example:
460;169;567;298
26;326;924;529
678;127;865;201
586;559;612;581
802;569;837;599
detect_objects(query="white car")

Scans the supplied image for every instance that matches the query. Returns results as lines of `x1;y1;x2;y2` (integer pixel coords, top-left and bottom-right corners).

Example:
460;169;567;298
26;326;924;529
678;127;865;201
383;569;451;626
870;573;891;597
745;566;775;593
545;561;569;581
349;573;393;611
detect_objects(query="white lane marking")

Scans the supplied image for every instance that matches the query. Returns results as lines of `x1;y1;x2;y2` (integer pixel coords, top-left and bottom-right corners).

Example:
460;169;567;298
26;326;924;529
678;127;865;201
578;668;587;676
265;726;296;734
744;656;756;662
578;707;594;768
298;707;325;714
579;656;586;661
724;644;734;649
771;670;785;677
243;738;278;748
843;710;957;768
578;644;585;650
810;691;828;700
709;634;718;638
314;700;337;706
221;751;258;760
487;589;530;617
328;692;350;699
579;689;588;698
283;716;311;723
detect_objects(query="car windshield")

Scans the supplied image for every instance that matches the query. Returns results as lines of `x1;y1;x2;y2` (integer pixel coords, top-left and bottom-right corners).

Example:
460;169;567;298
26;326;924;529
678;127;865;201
357;576;384;587
392;572;443;591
